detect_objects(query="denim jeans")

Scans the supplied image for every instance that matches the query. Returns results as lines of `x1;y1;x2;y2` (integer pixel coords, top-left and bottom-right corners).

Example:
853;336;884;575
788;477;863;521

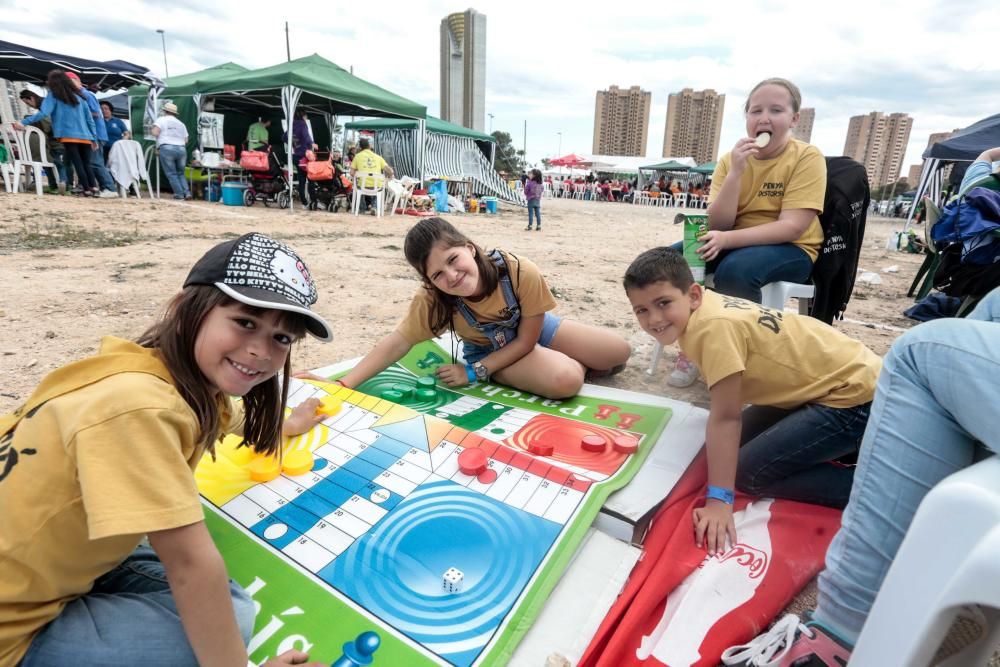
669;241;813;303
158;144;190;199
90;143;115;191
736;402;871;508
527;200;541;227
19;546;255;666
813;286;1000;644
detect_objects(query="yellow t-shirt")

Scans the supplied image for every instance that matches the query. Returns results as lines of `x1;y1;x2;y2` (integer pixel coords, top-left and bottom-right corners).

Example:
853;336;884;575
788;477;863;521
396;252;557;347
679;290;881;409
351;149;388;188
710;139;827;262
0;338;233;667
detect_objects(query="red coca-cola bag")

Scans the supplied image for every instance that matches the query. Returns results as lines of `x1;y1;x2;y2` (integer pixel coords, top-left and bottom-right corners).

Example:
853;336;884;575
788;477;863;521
579;452;842;667
223;144;236;161
239;150;269;171
306;160;333;182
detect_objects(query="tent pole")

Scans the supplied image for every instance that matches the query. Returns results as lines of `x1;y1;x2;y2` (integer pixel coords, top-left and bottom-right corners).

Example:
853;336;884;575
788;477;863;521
418;119;426;187
282;85;302;212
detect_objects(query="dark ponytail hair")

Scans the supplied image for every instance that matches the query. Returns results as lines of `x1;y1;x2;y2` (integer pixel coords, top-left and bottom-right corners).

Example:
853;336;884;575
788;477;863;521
403;217;499;335
136;285;308;457
46;69;79;106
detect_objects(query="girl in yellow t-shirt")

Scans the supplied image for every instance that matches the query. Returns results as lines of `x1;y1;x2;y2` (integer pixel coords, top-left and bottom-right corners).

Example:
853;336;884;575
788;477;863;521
669;77;827;388
330;217;631;399
0;234;330;667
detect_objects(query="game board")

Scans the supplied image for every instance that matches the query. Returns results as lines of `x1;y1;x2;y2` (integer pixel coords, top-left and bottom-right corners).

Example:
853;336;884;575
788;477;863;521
196;340;675;666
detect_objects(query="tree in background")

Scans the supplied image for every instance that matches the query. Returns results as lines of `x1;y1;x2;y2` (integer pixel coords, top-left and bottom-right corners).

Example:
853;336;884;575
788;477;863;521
492;131;526;175
872;179;910;200
540;157;552;170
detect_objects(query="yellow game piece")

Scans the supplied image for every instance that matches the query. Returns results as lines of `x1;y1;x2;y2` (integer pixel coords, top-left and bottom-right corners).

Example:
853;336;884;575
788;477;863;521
317;396;343;416
282;449;313;476
248;455;281;482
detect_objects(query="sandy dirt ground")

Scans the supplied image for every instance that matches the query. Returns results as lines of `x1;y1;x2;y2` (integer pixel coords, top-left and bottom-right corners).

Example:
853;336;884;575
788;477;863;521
6;191;976;660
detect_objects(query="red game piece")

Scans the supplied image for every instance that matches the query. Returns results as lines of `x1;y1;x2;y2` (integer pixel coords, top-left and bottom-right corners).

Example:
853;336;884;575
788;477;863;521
528;441;554;456
581;434;607;452
477;468;498;484
457;447;488;476
613;435;639;454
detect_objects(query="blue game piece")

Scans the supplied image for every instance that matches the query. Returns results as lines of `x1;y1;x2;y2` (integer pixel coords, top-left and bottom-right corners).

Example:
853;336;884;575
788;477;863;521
330;630;381;667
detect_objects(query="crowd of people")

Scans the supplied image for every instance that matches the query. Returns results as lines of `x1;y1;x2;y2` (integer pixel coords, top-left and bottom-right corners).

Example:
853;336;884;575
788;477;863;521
2;72;998;667
12;69;129;198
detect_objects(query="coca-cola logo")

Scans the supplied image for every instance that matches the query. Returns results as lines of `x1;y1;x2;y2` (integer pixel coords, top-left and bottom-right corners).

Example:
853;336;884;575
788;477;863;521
718;544;769;579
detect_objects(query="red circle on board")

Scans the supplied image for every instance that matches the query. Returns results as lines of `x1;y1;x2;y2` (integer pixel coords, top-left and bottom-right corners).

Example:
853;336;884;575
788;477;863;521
458;447;489;475
613;435;639;454
581;435;607;452
477;468;498;484
528;442;554;456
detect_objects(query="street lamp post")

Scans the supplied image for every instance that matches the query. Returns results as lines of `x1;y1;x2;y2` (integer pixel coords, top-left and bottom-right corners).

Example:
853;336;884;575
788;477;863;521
557;132;562;157
156;29;169;78
488;113;494;133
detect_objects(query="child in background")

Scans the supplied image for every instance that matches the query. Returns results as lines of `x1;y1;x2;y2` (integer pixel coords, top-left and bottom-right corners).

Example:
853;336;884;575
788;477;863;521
331;217;631;399
0;233;331;667
524;168;543;230
668;77;826;388
624;247;880;555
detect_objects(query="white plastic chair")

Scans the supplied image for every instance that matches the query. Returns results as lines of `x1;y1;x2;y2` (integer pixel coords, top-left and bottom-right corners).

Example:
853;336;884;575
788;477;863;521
385;176;416;216
647;279;815;375
10;125;56;197
351;171;386;217
542;182;553;198
672;192;688;208
0;124;16;193
851;456;1000;667
107;139;152;198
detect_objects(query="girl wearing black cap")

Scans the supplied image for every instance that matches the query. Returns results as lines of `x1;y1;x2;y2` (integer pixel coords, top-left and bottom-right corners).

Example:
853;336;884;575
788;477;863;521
0;234;330;667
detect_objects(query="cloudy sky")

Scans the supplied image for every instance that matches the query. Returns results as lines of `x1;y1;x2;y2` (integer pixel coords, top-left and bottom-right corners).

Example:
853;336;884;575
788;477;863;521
3;0;997;174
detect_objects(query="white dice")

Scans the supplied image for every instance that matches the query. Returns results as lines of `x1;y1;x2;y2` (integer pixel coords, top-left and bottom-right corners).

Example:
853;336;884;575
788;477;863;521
442;567;464;593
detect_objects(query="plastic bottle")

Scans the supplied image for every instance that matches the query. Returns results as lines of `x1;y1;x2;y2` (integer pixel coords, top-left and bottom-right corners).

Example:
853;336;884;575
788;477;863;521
680;213;709;285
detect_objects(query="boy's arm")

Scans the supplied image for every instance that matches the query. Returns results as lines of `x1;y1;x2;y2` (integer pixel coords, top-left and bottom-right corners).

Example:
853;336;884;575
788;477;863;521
148;521;249;667
694;372;743;555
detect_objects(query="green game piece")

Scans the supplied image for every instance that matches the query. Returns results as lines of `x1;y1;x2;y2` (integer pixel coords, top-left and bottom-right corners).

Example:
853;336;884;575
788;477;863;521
490;427;505;434
392;383;414;398
416;376;436;389
381;389;405;401
415;388;437;400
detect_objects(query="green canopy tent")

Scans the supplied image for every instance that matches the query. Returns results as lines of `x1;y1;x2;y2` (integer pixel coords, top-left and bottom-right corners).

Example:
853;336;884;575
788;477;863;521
132;55;427;208
344;116;523;205
691;161;717;175
637;159;692;190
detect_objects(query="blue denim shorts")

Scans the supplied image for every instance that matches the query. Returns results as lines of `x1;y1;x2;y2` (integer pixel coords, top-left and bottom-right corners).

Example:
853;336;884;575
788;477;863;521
462;312;562;364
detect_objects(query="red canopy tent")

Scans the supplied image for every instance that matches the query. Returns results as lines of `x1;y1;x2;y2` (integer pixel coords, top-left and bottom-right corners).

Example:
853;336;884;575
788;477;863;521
549;153;592;168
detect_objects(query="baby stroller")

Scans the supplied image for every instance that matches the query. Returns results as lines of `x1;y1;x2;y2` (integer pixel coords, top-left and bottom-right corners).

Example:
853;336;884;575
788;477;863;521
306;151;352;212
240;147;291;208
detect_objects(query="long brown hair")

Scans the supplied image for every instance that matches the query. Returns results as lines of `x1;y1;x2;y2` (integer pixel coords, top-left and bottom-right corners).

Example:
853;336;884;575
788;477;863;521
403;217;500;335
46;69;80;106
136;286;308;456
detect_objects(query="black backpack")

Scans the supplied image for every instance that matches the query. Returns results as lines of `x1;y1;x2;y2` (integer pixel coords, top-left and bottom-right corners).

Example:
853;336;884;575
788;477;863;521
810;157;870;324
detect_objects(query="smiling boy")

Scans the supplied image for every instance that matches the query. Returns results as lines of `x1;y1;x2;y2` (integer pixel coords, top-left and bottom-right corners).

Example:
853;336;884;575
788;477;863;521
624;248;881;554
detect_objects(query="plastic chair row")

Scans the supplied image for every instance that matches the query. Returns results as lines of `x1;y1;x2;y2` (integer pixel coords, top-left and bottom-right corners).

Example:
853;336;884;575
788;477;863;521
0;123;57;196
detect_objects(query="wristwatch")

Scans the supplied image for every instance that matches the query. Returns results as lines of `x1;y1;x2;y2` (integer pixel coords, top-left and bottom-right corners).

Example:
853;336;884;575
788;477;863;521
472;361;490;382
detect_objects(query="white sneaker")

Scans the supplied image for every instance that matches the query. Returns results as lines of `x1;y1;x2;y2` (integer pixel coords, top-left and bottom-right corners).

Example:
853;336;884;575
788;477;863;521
668;354;700;388
98;189;119;199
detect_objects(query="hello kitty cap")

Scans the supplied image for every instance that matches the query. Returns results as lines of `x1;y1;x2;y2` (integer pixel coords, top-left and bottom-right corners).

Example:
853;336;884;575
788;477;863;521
184;233;333;341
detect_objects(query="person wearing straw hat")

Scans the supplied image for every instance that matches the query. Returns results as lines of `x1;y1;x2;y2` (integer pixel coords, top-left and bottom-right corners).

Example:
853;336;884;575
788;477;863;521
152;101;192;200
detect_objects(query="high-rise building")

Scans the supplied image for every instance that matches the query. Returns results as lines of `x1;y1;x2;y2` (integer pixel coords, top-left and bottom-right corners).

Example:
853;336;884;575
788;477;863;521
907;163;923;187
439;9;487;133
592;85;651;157
843;111;913;187
662;88;725;164
0;78;32;124
792;107;815;143
926;129;960;150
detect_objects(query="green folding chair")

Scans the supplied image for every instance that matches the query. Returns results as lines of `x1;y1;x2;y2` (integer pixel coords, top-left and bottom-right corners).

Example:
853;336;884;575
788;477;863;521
907;197;943;301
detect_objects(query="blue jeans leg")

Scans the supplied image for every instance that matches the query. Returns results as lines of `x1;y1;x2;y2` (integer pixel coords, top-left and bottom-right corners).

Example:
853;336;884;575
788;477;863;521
528;201;541;227
159;145;189;198
20;546;255;667
735;402;871;508
710;244;813;303
90;144;115;191
814;286;1000;643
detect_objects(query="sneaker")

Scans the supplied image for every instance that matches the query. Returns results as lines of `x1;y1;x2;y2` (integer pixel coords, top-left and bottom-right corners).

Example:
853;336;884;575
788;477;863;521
721;614;852;666
535;226;541;231
98;189;119;199
184;193;193;200
668;354;699;388
525;225;533;231
57;183;67;196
